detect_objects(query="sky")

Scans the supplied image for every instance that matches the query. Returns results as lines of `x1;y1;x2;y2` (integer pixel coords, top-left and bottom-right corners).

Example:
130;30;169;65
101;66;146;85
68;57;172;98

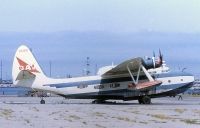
0;0;200;79
0;0;200;33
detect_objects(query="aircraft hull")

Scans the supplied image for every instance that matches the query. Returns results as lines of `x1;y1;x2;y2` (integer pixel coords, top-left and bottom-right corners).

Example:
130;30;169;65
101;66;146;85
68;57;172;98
57;81;193;101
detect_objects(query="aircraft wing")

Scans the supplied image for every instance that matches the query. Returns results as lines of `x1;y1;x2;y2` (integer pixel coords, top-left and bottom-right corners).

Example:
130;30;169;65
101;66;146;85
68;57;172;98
102;57;144;76
101;57;162;90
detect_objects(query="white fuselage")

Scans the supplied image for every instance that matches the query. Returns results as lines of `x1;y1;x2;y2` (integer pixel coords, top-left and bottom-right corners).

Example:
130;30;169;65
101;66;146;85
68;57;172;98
31;71;194;98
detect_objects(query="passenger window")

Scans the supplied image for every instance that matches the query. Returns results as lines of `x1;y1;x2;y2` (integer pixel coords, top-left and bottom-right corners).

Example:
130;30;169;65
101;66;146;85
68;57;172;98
168;80;171;83
181;79;183;81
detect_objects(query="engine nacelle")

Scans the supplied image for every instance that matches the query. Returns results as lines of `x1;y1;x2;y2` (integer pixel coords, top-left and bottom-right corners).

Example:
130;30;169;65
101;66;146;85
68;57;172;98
143;57;162;69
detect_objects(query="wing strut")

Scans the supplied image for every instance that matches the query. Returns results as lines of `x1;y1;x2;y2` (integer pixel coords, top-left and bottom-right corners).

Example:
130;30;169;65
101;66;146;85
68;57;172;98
141;65;154;82
127;62;155;85
127;63;137;84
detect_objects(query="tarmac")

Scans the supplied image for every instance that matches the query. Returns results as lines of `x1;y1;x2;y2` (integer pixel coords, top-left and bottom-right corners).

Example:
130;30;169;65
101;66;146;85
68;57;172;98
0;95;199;128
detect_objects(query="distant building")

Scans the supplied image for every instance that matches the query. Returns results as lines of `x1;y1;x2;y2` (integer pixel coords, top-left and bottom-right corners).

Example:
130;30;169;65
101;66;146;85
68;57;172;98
0;79;32;96
0;80;13;87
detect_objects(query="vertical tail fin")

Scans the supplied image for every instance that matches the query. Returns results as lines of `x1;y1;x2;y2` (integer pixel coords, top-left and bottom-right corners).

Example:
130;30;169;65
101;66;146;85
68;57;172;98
12;45;46;87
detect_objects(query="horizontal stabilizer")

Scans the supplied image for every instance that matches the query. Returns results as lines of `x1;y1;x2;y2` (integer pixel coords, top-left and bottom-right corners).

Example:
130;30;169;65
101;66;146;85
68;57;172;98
16;70;36;81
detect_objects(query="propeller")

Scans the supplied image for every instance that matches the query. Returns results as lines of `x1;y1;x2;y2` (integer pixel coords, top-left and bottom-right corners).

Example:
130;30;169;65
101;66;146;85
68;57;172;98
153;49;164;68
158;49;163;65
144;50;164;69
152;51;156;68
153;51;156;58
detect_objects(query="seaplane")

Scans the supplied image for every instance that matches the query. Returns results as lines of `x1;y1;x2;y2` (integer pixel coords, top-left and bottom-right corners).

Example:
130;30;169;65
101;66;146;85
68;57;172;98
12;45;194;104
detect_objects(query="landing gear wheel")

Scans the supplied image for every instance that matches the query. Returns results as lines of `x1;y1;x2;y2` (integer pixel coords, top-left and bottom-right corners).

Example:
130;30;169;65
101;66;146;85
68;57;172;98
142;96;151;104
138;98;143;104
40;91;46;104
138;96;151;104
92;100;97;104
40;98;45;104
92;100;106;104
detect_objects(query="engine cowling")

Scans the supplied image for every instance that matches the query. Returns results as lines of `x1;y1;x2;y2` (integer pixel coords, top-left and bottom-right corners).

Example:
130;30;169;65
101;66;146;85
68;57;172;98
143;50;163;69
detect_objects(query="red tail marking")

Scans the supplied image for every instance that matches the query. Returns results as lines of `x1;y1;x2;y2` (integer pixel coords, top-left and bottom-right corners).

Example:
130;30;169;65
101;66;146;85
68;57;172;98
16;57;40;73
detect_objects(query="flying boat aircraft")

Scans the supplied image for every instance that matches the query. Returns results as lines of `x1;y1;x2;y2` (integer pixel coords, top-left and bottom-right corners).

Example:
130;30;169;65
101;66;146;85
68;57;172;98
12;45;194;104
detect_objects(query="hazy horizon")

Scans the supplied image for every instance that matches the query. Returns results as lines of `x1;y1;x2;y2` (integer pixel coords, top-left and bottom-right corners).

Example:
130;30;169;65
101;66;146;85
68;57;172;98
0;31;199;80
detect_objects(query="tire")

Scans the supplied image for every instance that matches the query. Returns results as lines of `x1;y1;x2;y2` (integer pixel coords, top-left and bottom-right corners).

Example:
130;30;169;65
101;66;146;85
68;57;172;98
40;99;45;104
138;98;143;104
142;96;151;104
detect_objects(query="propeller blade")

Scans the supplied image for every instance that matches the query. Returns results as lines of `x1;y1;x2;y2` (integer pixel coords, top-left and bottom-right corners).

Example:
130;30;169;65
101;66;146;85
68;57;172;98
159;49;163;65
153;51;156;58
